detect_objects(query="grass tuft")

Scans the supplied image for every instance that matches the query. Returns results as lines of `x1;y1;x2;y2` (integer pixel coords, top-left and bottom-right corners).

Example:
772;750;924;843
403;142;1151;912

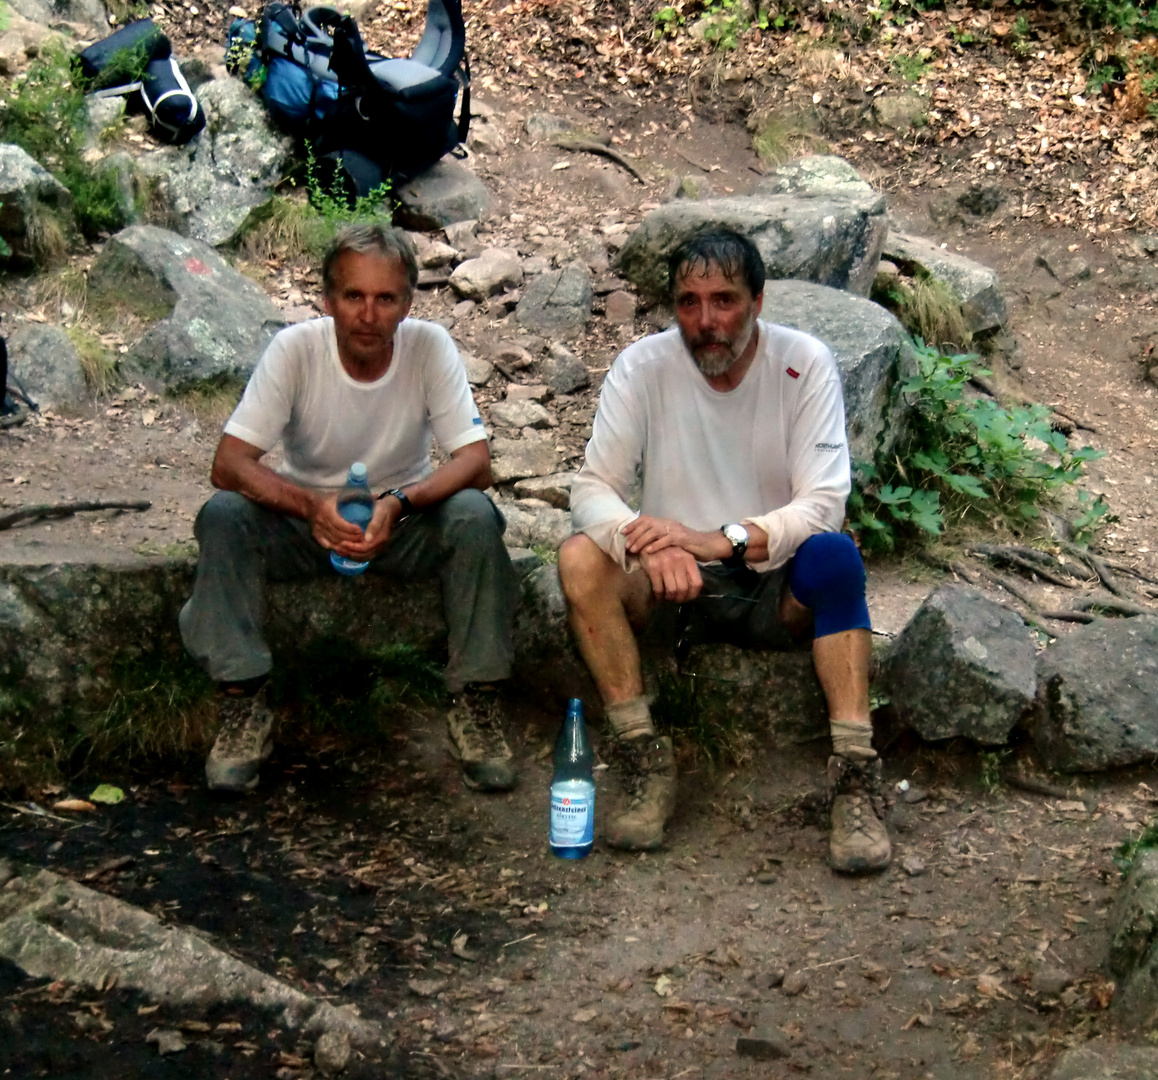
751;112;828;166
67;325;119;397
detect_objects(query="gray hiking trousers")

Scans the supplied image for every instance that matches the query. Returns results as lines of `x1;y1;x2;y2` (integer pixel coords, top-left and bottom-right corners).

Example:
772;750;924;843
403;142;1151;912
179;488;518;692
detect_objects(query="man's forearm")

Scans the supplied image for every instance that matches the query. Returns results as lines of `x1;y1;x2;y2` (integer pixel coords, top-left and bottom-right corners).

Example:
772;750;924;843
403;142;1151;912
212;452;318;521
392;441;491;511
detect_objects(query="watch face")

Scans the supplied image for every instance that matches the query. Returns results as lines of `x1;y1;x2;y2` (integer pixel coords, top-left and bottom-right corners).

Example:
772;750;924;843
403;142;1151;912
723;523;749;546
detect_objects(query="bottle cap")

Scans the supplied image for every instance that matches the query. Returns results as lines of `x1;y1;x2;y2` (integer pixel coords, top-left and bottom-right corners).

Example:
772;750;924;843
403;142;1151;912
349;462;368;484
567;698;583;718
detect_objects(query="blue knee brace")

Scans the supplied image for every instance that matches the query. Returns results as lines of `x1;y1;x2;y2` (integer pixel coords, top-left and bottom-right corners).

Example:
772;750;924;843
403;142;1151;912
788;533;871;639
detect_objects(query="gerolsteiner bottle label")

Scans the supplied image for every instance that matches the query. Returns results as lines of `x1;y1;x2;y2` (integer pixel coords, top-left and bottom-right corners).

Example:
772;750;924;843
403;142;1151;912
550;779;594;848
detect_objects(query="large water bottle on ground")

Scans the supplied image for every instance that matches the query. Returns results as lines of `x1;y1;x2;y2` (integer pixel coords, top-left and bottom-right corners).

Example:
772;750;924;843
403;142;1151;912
330;462;374;576
550;698;595;859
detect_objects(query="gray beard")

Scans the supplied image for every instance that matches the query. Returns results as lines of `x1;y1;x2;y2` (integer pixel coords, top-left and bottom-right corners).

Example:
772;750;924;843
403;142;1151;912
694;350;737;377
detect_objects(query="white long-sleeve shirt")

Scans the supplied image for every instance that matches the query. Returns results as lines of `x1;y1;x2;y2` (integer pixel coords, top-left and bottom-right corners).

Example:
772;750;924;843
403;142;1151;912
570;320;851;572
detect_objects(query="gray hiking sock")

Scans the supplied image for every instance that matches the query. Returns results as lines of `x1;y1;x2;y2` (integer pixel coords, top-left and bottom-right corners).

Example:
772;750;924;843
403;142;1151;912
606;696;655;741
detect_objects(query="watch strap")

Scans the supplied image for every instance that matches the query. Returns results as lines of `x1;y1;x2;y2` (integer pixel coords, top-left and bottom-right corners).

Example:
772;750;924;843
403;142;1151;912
379;487;413;518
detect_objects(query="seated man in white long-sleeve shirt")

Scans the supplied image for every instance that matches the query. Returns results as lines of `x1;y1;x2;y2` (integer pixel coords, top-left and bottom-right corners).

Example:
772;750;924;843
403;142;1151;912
559;227;890;873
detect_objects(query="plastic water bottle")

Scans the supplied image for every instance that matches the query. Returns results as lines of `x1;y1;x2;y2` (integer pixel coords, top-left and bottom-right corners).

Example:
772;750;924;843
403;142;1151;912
330;462;374;576
550;698;594;859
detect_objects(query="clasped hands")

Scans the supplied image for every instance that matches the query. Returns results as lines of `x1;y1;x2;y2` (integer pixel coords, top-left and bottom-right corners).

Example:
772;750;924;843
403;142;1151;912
309;492;402;561
621;515;724;603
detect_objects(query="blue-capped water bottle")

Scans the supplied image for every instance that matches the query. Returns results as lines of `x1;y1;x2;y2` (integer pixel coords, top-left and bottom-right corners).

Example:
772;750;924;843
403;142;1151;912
330;462;374;576
550;698;594;859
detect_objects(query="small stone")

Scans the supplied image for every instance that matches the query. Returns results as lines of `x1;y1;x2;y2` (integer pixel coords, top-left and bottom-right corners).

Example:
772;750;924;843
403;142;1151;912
901;855;926;877
452;299;476;319
444;219;478;248
490;399;552;429
753;968;785;990
419;240;456;269
603;290;637;325
506;383;549;402
571;1006;600;1023
541;341;589;394
314;1029;351;1076
449;247;523;301
736;1033;790;1060
407;977;449;998
146;1028;187;1055
902;785;929;804
513;472;573;510
460;351;494;387
781;970;809;996
1031;967;1075;996
492;343;535;371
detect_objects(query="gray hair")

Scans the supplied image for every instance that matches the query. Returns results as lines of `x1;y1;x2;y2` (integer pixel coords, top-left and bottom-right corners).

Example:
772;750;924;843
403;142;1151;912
321;223;419;295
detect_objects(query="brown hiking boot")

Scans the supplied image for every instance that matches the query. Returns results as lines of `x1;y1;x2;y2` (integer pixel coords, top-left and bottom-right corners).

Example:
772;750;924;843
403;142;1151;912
447;684;517;792
206;686;275;792
827;754;891;873
606;734;677;851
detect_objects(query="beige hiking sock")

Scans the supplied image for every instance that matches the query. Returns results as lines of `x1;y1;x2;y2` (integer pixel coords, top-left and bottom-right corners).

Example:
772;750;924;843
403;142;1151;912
830;718;877;762
606;696;655;741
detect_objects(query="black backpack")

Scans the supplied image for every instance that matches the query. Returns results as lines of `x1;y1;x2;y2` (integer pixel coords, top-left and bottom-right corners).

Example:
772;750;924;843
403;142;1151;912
79;20;206;145
227;1;470;197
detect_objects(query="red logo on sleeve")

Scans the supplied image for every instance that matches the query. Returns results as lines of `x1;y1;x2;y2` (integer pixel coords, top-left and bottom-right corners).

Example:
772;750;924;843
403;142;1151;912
786;367;800;379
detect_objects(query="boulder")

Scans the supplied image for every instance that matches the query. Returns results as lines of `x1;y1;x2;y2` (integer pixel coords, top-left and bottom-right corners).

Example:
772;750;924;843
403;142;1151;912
449;247;523;301
0;143;79;265
0;31;29;76
615;187;888;299
88;225;286;389
883;231;1008;334
496;499;572;550
490;399;553;429
1033;616;1158;772
490;430;560;483
395;161;490;231
1050;1041;1158;1080
513;473;574;510
5;324;86;409
133;76;295;247
6;0;105;28
881;585;1037;746
756;155;875;199
1109;850;1158;1029
761;279;915;464
540;341;590;395
516;263;594;339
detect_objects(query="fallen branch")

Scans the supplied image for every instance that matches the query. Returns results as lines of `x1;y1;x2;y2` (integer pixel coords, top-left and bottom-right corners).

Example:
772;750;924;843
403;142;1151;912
549;136;647;183
1001;772;1074;799
967;544;1080;588
0;499;151;531
675;146;713;172
1036;609;1097;624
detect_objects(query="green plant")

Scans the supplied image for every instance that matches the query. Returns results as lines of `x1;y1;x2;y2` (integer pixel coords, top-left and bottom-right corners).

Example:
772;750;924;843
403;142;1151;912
269;639;443;736
978;749;1010;793
653;4;684;36
67;325;119;396
892;51;931;81
531;543;559;565
1115;817;1158;876
1071;489;1118;546
872;270;971;352
650;670;755;766
1009;14;1032;58
848;341;1107;551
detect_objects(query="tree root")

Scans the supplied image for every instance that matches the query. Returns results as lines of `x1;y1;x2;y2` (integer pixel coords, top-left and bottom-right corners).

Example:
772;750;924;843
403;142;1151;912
0;500;152;531
548;136;648;183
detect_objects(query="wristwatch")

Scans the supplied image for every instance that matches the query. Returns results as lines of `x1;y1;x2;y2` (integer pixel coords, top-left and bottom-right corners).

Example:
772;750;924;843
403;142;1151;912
378;487;413;519
721;523;749;566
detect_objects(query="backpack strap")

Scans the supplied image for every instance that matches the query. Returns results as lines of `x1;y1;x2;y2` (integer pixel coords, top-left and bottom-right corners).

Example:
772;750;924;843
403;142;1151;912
456;52;470;145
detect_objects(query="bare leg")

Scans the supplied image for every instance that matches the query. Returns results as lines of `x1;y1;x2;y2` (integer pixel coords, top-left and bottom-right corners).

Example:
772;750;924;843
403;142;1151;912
780;588;872;725
558;534;654;706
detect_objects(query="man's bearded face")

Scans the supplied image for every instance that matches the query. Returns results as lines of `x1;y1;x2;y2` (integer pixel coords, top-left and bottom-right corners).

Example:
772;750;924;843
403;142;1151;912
673;264;762;377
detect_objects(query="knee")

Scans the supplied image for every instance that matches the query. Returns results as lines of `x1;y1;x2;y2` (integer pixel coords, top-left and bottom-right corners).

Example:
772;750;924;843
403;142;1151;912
439;489;504;542
195;490;259;542
791;532;865;605
558;534;613;605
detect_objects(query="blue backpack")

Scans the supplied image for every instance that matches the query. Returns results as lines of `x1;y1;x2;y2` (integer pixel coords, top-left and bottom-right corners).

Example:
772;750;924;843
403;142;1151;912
227;1;470;197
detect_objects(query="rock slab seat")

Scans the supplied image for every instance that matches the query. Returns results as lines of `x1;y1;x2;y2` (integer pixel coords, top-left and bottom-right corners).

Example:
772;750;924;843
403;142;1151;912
89;225;286;389
1032;615;1158;772
882;584;1037;745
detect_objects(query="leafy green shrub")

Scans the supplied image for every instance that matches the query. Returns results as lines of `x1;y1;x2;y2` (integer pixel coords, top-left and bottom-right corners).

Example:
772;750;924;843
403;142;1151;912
848;341;1106;550
892;51;931;80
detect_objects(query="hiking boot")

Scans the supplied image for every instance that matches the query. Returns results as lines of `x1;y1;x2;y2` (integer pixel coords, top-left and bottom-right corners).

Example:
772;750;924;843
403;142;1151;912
606;734;677;851
827;753;891;873
206;685;275;792
447;684;517;792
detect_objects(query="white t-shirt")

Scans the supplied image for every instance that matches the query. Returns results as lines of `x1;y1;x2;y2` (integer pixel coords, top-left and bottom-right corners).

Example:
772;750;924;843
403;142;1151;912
570;320;851;572
224;317;486;491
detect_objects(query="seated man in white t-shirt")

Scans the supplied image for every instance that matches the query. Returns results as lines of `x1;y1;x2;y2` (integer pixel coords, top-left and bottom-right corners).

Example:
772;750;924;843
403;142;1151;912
180;224;519;794
559;227;890;873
